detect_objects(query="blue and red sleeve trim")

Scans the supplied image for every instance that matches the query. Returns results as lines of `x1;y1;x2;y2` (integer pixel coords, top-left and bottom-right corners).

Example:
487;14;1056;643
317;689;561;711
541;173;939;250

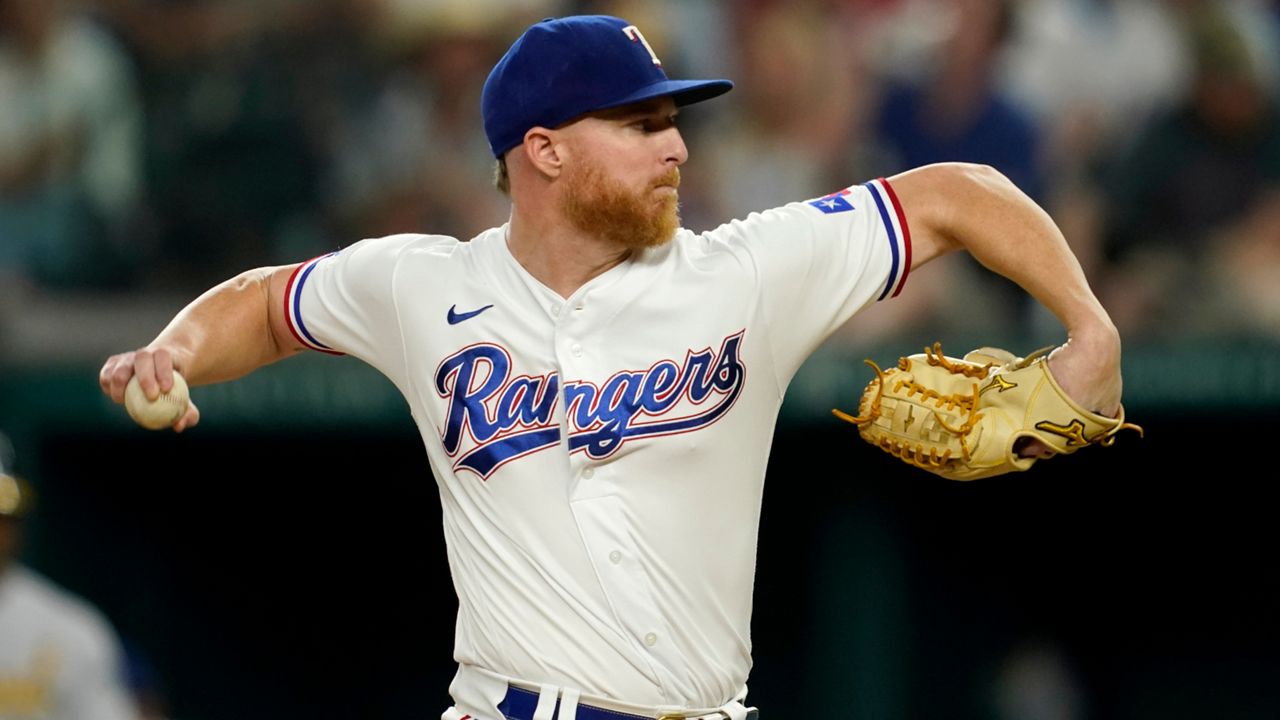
863;177;912;300
283;253;345;355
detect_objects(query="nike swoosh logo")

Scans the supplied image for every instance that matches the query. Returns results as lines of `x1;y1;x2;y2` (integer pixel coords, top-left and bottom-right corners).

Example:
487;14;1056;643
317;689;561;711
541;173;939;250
447;304;494;325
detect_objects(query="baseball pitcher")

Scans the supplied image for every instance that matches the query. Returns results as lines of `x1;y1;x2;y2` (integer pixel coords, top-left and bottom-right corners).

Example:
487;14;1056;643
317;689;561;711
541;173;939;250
99;15;1132;720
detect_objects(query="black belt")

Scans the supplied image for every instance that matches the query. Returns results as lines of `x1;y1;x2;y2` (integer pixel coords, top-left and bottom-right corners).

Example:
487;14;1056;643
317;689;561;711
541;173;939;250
497;685;760;720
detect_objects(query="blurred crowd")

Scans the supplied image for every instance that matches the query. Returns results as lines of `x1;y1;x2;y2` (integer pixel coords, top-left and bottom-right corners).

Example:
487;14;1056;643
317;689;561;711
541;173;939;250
2;0;1278;348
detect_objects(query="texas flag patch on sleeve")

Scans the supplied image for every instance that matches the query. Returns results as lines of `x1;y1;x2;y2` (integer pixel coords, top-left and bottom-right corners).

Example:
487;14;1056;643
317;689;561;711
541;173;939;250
807;188;855;214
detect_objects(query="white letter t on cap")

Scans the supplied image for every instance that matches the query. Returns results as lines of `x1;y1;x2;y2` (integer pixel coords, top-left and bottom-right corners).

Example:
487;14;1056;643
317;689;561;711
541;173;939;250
623;25;662;66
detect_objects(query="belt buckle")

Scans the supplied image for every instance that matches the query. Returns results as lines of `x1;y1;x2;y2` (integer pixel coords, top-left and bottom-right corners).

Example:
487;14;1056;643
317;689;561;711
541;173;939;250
656;715;686;720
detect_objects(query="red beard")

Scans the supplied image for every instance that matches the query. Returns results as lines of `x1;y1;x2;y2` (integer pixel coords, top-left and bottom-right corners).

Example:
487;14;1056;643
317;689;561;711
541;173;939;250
561;160;681;251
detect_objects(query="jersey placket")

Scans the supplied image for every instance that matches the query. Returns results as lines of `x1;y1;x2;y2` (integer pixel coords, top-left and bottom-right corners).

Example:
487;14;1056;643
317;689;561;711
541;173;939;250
570;483;687;695
552;287;689;699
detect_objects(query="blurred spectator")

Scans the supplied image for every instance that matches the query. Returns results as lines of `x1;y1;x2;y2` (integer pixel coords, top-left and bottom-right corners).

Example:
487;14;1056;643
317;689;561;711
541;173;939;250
872;0;1044;202
695;0;866;227
318;0;544;244
99;0;334;291
1097;2;1280;340
0;434;141;720
865;0;1048;340
1002;0;1190;183
0;0;144;289
998;0;1190;287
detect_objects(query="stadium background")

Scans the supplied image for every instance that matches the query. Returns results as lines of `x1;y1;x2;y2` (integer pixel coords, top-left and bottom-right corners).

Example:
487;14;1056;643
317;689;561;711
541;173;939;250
2;1;1278;718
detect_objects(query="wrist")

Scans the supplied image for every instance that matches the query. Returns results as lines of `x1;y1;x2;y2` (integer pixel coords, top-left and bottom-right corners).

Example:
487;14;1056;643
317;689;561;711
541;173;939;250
1067;316;1120;356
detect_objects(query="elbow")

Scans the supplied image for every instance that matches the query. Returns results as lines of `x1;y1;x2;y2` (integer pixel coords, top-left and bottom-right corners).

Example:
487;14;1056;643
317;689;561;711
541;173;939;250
924;161;1025;222
908;162;1021;223
926;160;1013;245
932;161;1013;194
216;266;292;363
962;162;1017;196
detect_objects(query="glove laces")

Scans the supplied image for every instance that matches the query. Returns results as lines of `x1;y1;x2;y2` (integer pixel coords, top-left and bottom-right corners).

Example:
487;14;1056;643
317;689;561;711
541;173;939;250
832;344;994;468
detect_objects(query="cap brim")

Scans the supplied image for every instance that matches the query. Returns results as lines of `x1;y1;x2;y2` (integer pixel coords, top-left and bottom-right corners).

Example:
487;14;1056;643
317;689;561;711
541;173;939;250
496;77;735;157
596;78;734;114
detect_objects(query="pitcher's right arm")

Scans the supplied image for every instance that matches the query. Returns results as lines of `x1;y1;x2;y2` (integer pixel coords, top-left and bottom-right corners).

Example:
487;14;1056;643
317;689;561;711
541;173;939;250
98;264;306;431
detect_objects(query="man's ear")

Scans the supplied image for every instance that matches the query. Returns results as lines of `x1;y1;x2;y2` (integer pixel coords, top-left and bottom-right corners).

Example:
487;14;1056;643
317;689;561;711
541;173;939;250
523;128;563;179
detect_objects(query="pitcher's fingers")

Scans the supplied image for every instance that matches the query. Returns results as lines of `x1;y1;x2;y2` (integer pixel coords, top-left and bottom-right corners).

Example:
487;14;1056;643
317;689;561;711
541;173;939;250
101;354;136;403
173;402;200;433
155;348;179;389
1014;437;1055;459
132;351;159;400
99;356;119;397
151;350;176;393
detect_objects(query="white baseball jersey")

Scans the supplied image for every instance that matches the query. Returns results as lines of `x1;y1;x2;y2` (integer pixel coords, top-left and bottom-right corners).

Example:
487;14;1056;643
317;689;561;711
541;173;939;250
284;179;911;716
0;566;139;720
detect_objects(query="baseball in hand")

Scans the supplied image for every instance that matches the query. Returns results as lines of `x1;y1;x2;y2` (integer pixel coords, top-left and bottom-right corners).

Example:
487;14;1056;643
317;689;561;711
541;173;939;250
124;372;190;430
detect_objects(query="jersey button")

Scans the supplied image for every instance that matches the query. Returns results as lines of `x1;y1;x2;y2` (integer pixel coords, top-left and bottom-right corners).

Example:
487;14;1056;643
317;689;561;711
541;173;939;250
582;467;595;479
608;550;622;564
571;342;583;356
550;304;561;317
643;633;658;647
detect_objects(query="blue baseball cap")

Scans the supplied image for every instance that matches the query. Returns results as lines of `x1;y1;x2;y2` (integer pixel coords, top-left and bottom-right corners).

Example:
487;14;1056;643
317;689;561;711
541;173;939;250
482;15;734;158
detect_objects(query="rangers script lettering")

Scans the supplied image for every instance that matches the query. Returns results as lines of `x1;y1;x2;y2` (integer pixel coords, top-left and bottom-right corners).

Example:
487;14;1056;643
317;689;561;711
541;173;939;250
436;332;747;478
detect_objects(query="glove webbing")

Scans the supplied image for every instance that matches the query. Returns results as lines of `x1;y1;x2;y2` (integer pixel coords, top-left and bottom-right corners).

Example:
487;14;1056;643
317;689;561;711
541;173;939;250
832;354;986;467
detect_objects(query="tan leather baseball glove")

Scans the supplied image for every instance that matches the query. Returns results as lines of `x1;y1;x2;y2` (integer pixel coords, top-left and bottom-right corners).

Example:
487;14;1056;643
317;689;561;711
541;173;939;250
833;342;1143;481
